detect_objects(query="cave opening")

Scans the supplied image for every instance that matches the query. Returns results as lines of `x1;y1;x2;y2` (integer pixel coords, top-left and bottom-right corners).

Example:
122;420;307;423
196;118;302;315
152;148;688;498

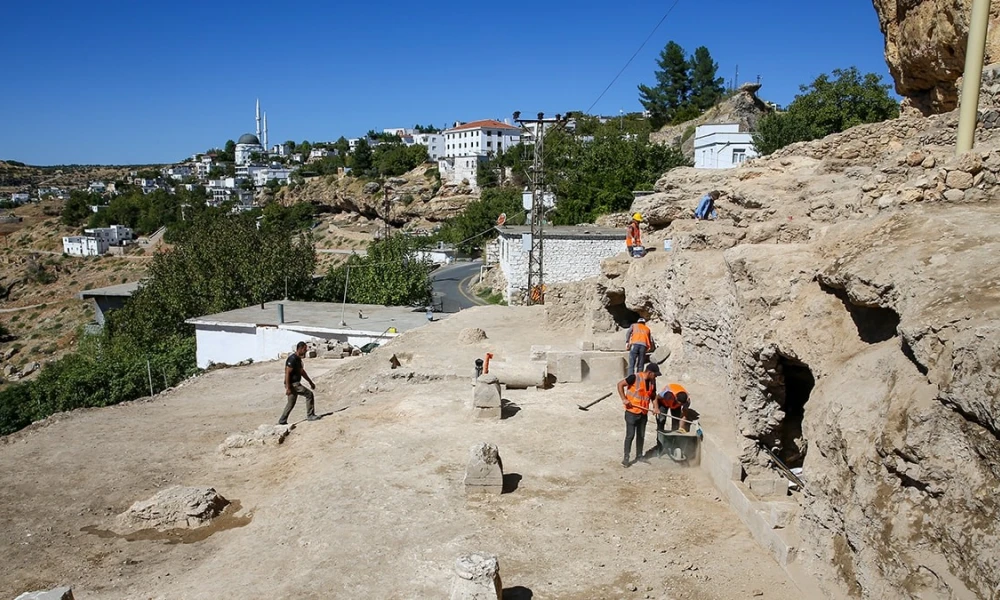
770;356;815;470
604;290;642;328
819;281;900;344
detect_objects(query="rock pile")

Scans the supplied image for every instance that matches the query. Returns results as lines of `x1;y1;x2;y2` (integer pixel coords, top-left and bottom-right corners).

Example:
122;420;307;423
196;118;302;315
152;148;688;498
116;486;230;532
458;327;488;344
218;424;291;456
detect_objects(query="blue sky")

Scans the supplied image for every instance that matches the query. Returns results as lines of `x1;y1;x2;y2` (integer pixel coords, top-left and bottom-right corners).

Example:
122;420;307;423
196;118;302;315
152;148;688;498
1;0;891;165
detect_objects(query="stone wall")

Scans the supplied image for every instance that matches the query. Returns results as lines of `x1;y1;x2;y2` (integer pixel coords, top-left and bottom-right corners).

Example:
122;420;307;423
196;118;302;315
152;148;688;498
498;231;624;303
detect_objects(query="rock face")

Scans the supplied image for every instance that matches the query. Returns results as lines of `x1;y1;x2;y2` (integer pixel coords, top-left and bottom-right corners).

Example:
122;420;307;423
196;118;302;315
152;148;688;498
117;486;229;532
449;552;502;600
873;0;1000;114
464;443;503;495
547;81;1000;598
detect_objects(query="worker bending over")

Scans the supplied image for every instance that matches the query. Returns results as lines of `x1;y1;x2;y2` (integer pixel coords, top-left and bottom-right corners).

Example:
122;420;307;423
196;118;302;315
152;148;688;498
617;362;660;468
625;317;655;375
626;212;644;257
654;383;691;434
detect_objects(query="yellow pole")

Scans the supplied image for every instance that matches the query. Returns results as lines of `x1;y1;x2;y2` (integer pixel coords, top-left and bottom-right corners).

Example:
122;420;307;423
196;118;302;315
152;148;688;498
957;0;993;154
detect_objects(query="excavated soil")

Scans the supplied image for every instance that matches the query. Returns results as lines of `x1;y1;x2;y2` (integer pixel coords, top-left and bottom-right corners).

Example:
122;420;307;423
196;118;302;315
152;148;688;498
0;307;797;599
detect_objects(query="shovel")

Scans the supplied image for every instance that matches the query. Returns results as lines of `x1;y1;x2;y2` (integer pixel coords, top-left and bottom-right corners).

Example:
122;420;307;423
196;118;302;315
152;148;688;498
578;392;613;411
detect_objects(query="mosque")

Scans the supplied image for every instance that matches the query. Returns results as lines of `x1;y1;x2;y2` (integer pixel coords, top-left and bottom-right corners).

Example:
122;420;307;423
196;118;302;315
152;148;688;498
235;99;268;165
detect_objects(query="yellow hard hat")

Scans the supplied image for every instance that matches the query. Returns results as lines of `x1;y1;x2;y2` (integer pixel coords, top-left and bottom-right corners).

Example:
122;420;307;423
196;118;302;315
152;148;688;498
632;213;643;222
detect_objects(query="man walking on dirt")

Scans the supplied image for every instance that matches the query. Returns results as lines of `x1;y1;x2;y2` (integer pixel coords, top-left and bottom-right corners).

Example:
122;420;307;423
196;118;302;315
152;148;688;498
278;341;318;425
616;362;659;467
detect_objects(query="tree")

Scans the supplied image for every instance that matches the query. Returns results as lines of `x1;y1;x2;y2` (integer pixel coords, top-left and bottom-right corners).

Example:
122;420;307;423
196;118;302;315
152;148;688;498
374;143;428;177
332;136;351;156
638;41;692;129
108;213;316;347
688;46;725;111
436;187;525;255
61;190;97;226
316;235;432;306
299;140;312;158
414;124;441;133
351;139;373;175
752;67;899;155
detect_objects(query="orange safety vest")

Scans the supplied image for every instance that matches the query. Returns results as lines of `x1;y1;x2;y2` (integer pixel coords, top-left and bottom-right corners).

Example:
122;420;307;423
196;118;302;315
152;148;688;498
658;383;688;410
628;323;652;348
626;222;641;247
625;370;656;414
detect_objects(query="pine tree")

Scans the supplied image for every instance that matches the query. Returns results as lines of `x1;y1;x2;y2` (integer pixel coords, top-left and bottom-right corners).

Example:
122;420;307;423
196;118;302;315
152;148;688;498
638;41;692;129
688;46;726;111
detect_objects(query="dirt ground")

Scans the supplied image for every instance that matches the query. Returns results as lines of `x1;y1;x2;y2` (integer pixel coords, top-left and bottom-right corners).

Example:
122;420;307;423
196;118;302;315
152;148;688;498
0;306;800;599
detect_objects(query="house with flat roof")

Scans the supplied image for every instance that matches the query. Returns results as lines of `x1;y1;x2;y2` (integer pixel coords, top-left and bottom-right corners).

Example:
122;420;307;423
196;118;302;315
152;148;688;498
438;119;522;189
693;123;759;169
78;281;140;325
185;301;434;369
495;225;624;304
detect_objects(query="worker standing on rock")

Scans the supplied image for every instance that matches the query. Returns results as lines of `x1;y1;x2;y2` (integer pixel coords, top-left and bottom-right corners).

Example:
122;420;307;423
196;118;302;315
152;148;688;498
617;362;660;467
625;318;655;375
625;213;644;257
654;383;691;434
278;341;318;425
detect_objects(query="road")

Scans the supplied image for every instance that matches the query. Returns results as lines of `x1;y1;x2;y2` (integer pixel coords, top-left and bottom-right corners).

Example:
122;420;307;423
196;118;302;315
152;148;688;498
430;261;486;313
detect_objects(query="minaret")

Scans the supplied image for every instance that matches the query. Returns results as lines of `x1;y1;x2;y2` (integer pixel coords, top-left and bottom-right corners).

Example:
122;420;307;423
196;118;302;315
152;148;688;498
255;99;261;141
263;112;268;150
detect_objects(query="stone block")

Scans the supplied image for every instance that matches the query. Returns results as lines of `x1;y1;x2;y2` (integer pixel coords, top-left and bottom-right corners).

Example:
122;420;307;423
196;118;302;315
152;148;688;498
529;345;552;361
583;353;626;383
473;374;501;420
746;477;789;498
555;352;583;383
464;443;503;495
15;588;74;600
765;501;798;530
449;552;502;600
577;340;595;351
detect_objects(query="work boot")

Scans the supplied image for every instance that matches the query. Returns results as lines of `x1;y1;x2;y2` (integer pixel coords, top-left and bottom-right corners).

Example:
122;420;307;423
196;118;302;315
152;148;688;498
307;415;320;422
277;420;288;426
637;454;650;463
621;457;631;468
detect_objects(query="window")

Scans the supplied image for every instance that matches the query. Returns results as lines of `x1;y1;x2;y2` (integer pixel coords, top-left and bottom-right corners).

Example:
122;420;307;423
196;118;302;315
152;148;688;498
487;141;492;147
732;149;747;165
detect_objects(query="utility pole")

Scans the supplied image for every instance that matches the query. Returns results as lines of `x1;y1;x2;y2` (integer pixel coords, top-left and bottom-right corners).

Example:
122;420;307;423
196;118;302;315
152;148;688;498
513;111;569;305
957;0;992;153
382;179;391;241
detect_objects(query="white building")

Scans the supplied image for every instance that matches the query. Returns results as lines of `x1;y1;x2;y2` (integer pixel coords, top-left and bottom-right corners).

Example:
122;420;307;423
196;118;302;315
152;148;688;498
63;236;109;257
88;181;107;194
10;192;30;205
253;167;293;187
309;148;333;160
495;226;624;304
438;120;522;188
383;127;416;137
84;224;133;246
164;165;193;180
412;133;444;161
195;156;214;179
693;123;758;169
235;133;265;165
185;301;429;369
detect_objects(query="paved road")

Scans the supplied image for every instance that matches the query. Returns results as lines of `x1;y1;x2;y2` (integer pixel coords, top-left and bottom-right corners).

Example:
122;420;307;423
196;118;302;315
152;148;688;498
431;261;486;313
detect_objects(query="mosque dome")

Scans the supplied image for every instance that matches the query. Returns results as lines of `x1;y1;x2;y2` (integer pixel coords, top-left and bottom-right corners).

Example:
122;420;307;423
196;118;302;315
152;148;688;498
237;133;261;145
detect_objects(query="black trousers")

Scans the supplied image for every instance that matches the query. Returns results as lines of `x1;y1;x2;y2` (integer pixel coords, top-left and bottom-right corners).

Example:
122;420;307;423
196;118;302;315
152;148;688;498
624;411;648;460
655;407;685;432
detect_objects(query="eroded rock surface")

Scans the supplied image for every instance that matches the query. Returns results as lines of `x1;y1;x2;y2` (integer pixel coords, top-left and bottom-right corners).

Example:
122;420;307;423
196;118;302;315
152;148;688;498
116;486;229;532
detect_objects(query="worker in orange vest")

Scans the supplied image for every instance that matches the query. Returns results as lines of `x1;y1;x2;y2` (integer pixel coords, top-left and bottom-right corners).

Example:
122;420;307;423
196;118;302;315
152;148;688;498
654;383;691;434
616;362;660;467
625;212;643;257
625;317;656;375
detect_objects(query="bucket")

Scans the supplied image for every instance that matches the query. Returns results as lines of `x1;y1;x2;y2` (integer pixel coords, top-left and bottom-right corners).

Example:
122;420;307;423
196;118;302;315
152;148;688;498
663;239;673;252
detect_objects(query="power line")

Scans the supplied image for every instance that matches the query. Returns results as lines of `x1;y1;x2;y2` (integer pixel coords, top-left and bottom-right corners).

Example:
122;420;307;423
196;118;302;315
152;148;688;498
585;0;683;114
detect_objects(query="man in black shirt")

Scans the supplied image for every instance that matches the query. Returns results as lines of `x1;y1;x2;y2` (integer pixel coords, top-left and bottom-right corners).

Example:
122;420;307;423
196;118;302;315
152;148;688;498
278;341;318;425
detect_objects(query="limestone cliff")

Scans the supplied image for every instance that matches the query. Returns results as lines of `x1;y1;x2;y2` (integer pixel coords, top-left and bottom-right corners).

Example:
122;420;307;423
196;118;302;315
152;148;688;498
873;0;1000;114
547;72;1000;598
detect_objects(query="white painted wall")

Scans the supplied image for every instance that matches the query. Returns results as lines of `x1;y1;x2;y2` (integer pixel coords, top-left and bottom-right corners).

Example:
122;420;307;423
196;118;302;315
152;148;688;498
412;133;444;160
497;232;624;303
693;123;759;169
63;236;108;257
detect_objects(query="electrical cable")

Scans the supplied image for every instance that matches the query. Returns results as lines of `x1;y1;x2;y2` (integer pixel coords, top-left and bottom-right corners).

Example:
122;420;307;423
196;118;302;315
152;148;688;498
585;0;683;114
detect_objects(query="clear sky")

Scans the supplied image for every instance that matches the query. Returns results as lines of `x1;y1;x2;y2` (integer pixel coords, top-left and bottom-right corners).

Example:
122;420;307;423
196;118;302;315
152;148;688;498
1;0;891;166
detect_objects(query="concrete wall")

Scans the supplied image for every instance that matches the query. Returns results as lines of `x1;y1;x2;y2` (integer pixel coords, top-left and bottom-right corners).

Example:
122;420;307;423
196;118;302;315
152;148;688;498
498;232;624;303
194;324;398;368
693;125;758;169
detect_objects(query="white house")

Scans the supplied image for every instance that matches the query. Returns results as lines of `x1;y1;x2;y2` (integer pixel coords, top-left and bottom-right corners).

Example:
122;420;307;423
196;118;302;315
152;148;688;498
10;192;30;205
412;133;444;161
693;123;758;169
495;226;624;303
88;181;107;194
84;224;133;246
185;301;430;369
63;236;109;257
253;167;292;187
438;120;522;188
309;148;333;160
383;127;416;137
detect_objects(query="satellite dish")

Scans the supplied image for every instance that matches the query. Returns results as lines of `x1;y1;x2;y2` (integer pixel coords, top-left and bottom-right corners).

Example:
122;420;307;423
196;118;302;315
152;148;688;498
496;213;507;227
